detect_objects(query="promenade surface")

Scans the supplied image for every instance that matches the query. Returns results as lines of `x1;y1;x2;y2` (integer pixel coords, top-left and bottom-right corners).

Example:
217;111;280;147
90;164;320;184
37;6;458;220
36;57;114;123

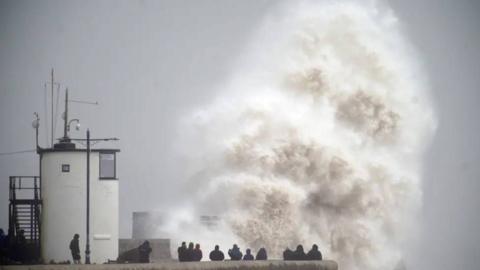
1;260;338;270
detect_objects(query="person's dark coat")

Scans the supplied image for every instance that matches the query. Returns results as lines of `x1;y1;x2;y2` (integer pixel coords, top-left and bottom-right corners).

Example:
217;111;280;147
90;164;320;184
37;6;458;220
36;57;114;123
228;244;242;261
306;244;322;260
255;248;267;260
69;235;81;261
293;245;307;260
193;244;202;261
17;230;26;246
184;242;195;262
177;242;187;262
0;229;7;258
5;230;15;261
243;249;254;260
209;245;225;261
15;230;27;262
117;247;138;263
0;229;5;248
283;248;294;260
138;241;152;263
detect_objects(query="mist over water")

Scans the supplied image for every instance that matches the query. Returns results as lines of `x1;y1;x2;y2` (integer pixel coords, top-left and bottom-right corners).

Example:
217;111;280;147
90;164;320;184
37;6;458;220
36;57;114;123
164;1;436;269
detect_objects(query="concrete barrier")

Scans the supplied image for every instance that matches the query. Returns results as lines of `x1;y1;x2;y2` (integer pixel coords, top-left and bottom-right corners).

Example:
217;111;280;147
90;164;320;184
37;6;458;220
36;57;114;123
1;260;338;270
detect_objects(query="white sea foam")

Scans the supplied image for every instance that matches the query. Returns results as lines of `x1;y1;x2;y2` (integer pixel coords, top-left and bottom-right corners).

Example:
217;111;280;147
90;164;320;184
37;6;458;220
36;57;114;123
167;1;436;269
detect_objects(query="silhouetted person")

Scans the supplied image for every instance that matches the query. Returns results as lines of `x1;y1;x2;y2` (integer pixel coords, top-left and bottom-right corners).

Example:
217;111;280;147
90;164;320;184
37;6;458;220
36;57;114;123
0;229;5;247
185;242;195;261
177;242;187;262
5;228;15;262
0;229;5;251
0;229;6;263
228;244;242;261
243;249;254;260
15;229;27;262
17;230;26;245
209;245;225;261
138;241;152;263
255;247;267;260
283;247;294;260
193;243;202;261
293;245;307;260
118;241;148;264
69;234;81;264
306;244;322;260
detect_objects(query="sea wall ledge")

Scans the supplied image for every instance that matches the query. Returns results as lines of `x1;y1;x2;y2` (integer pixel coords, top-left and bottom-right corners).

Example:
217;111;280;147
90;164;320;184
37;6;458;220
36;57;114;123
1;260;338;270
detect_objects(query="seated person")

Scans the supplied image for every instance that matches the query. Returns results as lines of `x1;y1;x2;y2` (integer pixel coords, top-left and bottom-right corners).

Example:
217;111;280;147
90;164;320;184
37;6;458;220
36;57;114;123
255;247;267;260
184;242;195;262
193;243;202;261
228;244;243;261
117;241;151;263
243;249;254;260
138;241;152;263
209;245;225;261
292;245;307;260
306;244;322;260
177;242;187;262
283;247;294;260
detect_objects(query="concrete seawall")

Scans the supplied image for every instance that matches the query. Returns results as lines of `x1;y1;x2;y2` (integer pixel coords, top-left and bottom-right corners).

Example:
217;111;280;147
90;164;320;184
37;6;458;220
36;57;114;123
1;260;338;270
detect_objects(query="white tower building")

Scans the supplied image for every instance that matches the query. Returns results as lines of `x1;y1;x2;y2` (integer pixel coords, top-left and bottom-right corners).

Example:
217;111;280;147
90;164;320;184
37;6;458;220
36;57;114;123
38;89;120;264
40;147;119;263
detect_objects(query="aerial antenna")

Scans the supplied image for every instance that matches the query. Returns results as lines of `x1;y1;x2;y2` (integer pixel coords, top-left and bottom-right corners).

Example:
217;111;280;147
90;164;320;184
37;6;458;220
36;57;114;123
51;69;54;147
44;83;48;146
53;79;61;143
45;68;61;147
63;88;69;141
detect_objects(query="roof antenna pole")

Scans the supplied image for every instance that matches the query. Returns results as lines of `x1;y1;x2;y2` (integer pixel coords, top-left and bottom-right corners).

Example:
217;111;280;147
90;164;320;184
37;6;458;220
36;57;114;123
63;88;68;140
51;68;54;147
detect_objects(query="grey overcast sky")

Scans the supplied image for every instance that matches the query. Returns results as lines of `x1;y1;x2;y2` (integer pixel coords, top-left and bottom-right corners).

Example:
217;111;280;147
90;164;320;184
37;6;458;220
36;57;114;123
1;1;479;269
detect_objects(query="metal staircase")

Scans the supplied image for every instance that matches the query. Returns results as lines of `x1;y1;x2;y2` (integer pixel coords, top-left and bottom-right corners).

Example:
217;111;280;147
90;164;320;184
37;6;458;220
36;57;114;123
9;176;42;262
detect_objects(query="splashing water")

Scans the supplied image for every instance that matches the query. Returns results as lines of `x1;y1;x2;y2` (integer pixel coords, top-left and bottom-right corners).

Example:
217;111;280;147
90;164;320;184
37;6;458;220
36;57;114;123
168;1;436;269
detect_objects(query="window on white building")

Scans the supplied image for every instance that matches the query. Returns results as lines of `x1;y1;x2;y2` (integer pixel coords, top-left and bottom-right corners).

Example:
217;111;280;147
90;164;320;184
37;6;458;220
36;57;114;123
61;164;70;172
99;152;116;179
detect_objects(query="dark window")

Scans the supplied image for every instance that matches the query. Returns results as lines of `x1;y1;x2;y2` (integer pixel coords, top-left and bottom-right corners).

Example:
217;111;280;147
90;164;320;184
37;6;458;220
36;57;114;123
61;164;70;172
99;152;116;179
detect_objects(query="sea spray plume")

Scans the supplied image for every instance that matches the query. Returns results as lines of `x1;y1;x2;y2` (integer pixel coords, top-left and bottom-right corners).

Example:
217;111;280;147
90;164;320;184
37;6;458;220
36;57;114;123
171;1;435;269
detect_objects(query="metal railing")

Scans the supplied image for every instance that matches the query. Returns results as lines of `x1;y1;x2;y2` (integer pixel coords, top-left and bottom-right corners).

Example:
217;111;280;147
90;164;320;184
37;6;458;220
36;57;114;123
9;176;42;261
9;176;42;201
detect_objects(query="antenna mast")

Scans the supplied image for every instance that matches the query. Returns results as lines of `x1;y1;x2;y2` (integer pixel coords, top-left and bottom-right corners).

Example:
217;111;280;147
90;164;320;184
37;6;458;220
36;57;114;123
51;68;54;147
63;88;68;140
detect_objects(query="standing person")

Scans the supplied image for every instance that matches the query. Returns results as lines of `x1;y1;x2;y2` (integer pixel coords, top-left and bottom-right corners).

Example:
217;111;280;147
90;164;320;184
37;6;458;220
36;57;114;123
177;242;187;262
228;244;242;261
255;247;267;260
69;234;81;264
138;241;152;263
193;243;202;261
306;244;322;260
243;249;254;260
209;245;225;261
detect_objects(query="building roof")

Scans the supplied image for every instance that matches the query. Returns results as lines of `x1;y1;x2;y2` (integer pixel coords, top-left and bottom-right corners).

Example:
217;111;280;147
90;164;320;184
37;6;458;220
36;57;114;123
38;147;120;154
